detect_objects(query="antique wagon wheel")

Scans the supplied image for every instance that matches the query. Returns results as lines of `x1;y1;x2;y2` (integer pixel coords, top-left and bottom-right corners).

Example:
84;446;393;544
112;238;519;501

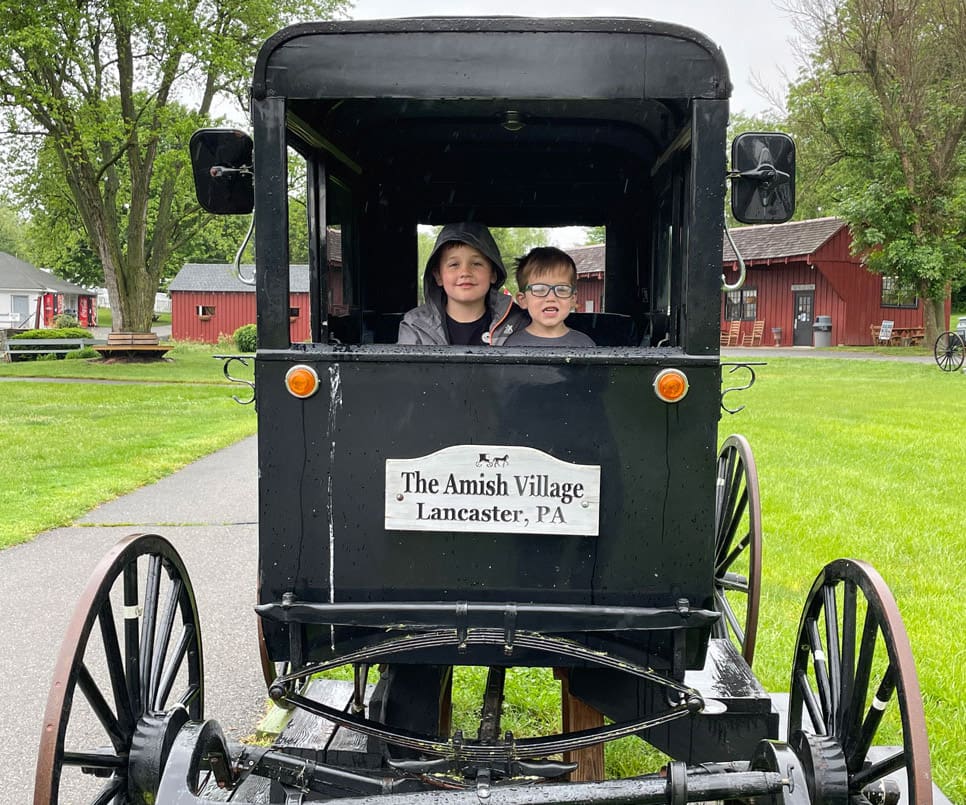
933;331;965;372
34;533;203;805
787;558;931;804
712;434;762;667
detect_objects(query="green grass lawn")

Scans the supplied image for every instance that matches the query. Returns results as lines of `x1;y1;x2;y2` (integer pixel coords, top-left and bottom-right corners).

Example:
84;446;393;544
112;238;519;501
0;346;255;548
723;357;965;801
0;342;250;383
94;306;171;329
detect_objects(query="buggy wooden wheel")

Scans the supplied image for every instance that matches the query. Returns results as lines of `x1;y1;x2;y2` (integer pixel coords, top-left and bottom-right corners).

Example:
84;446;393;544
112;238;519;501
934;331;965;371
34;533;203;805
788;558;931;804
712;434;762;667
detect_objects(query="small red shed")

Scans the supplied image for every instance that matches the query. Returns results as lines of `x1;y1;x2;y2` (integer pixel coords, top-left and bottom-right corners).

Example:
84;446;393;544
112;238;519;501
169;263;313;344
722;217;948;347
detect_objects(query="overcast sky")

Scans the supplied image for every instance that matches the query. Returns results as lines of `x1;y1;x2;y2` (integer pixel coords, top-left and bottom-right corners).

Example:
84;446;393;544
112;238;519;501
348;0;805;117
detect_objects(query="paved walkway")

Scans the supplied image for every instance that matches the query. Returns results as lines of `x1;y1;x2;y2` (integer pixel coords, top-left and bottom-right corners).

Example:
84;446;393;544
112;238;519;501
0;436;264;800
723;345;935;363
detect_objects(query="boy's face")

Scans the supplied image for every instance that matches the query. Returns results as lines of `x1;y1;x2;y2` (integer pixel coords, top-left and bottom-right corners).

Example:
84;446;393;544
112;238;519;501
516;264;576;336
433;244;496;307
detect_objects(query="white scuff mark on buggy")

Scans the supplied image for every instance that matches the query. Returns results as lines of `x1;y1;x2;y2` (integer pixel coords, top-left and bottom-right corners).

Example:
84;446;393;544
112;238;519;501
327;363;343;649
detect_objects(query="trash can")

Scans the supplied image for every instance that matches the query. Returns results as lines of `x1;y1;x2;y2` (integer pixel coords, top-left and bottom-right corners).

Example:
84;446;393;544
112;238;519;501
813;315;832;348
957;316;966;342
771;327;782;347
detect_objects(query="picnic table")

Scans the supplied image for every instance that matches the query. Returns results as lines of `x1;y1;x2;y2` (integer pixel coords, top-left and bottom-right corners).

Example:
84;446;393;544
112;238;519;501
870;323;924;347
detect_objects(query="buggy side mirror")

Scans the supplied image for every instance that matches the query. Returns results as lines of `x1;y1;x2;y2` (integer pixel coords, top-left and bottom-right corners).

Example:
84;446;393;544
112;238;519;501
189;129;254;215
730;133;795;224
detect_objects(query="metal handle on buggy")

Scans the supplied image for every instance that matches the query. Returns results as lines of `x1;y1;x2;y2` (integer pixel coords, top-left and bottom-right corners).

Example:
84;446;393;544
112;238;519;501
722;223;746;292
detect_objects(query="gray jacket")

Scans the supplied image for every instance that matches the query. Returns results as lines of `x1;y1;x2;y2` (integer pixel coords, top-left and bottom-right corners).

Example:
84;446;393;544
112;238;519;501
397;222;526;346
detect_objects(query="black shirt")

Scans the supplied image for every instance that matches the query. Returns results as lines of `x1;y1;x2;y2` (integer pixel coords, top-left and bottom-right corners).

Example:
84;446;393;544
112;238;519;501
446;310;492;345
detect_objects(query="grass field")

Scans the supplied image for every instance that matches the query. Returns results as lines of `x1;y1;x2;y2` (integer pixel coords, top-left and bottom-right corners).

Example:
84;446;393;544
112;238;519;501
721;357;965;801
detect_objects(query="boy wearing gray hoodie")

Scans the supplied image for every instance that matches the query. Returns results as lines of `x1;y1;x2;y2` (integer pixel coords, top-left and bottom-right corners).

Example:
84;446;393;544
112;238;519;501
397;222;525;345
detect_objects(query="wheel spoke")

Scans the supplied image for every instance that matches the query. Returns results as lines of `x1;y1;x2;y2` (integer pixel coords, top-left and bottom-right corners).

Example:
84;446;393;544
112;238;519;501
149;577;183;711
836;580;857;740
823;584;841;731
850;747;906;790
123;561;142;718
156;623;195;709
76;663;125;751
91;776;126;805
806;617;832;727
849;665;896;773
844;603;879;764
794;669;826;735
62;750;125;769
139;555;163;712
97;600;134;735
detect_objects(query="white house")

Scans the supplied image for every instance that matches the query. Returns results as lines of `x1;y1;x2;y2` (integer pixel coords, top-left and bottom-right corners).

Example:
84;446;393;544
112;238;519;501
0;252;98;329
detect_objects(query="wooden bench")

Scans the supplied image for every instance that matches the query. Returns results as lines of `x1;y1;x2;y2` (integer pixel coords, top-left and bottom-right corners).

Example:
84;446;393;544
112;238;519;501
93;331;172;359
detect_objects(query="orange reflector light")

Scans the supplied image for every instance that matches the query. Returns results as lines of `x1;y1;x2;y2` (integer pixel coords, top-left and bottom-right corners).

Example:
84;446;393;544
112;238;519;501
653;368;689;403
285;365;320;399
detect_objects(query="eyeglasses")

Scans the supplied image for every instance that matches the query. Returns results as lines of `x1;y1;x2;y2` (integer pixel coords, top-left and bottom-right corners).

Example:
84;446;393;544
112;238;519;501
524;283;575;299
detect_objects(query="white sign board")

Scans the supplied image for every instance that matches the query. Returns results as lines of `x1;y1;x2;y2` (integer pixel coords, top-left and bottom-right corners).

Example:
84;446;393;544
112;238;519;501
385;445;600;536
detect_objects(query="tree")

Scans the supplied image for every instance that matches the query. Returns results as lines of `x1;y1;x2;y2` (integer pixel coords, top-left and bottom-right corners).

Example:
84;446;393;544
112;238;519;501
0;0;348;333
784;0;966;343
0;205;26;256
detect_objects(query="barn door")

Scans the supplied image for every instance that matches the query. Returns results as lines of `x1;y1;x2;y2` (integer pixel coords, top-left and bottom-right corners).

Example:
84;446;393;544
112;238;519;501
793;290;814;346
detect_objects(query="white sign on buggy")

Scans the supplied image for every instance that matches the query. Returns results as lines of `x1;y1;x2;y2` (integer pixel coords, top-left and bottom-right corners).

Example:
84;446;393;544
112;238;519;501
385;445;600;536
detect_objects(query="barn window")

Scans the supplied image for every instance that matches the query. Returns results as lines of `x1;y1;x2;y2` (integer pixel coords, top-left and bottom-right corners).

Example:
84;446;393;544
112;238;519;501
196;305;215;318
881;276;917;308
725;288;757;321
289;307;300;319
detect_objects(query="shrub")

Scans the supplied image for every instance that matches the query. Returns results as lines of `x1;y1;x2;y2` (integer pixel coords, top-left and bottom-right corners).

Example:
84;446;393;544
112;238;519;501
54;314;79;328
233;324;257;353
66;346;101;360
11;327;92;340
36;352;60;361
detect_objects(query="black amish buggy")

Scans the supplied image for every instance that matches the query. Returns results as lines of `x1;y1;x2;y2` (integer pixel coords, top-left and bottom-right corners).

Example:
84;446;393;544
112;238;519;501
36;17;931;805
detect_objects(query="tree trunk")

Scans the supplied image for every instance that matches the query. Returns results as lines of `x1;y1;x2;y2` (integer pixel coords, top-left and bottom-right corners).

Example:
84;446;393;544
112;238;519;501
923;296;947;347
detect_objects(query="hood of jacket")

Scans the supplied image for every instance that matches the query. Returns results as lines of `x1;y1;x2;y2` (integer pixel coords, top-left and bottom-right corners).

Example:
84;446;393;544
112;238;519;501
421;222;508;310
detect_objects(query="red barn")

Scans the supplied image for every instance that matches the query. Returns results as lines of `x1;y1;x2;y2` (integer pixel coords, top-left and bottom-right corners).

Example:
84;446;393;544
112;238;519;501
722;217;948;347
169;263;312;344
568;244;606;313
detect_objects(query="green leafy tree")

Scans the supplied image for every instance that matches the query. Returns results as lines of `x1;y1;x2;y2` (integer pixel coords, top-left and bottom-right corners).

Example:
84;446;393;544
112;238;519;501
785;0;966;342
0;0;348;333
0;205;26;256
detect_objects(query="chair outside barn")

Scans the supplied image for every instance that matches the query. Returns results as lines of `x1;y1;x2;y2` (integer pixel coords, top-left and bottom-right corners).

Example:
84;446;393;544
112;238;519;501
720;320;740;346
741;320;764;347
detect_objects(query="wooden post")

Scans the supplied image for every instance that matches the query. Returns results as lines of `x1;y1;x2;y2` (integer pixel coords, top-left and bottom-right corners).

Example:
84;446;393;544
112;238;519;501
555;669;605;781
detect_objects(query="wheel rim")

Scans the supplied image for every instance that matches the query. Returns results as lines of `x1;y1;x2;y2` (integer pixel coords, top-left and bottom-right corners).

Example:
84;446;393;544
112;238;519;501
934;332;965;372
712;434;762;667
787;558;931;803
34;533;203;805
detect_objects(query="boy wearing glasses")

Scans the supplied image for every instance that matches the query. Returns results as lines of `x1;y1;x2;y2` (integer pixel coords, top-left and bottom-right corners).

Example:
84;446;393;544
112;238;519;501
506;247;595;346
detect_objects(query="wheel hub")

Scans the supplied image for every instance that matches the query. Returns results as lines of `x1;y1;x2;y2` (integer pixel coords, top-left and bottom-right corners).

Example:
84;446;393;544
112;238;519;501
789;730;849;804
128;706;190;803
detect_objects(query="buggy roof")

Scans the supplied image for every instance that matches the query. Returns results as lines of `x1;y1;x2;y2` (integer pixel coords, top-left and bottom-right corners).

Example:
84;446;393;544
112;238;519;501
254;17;730;102
250;18;732;226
